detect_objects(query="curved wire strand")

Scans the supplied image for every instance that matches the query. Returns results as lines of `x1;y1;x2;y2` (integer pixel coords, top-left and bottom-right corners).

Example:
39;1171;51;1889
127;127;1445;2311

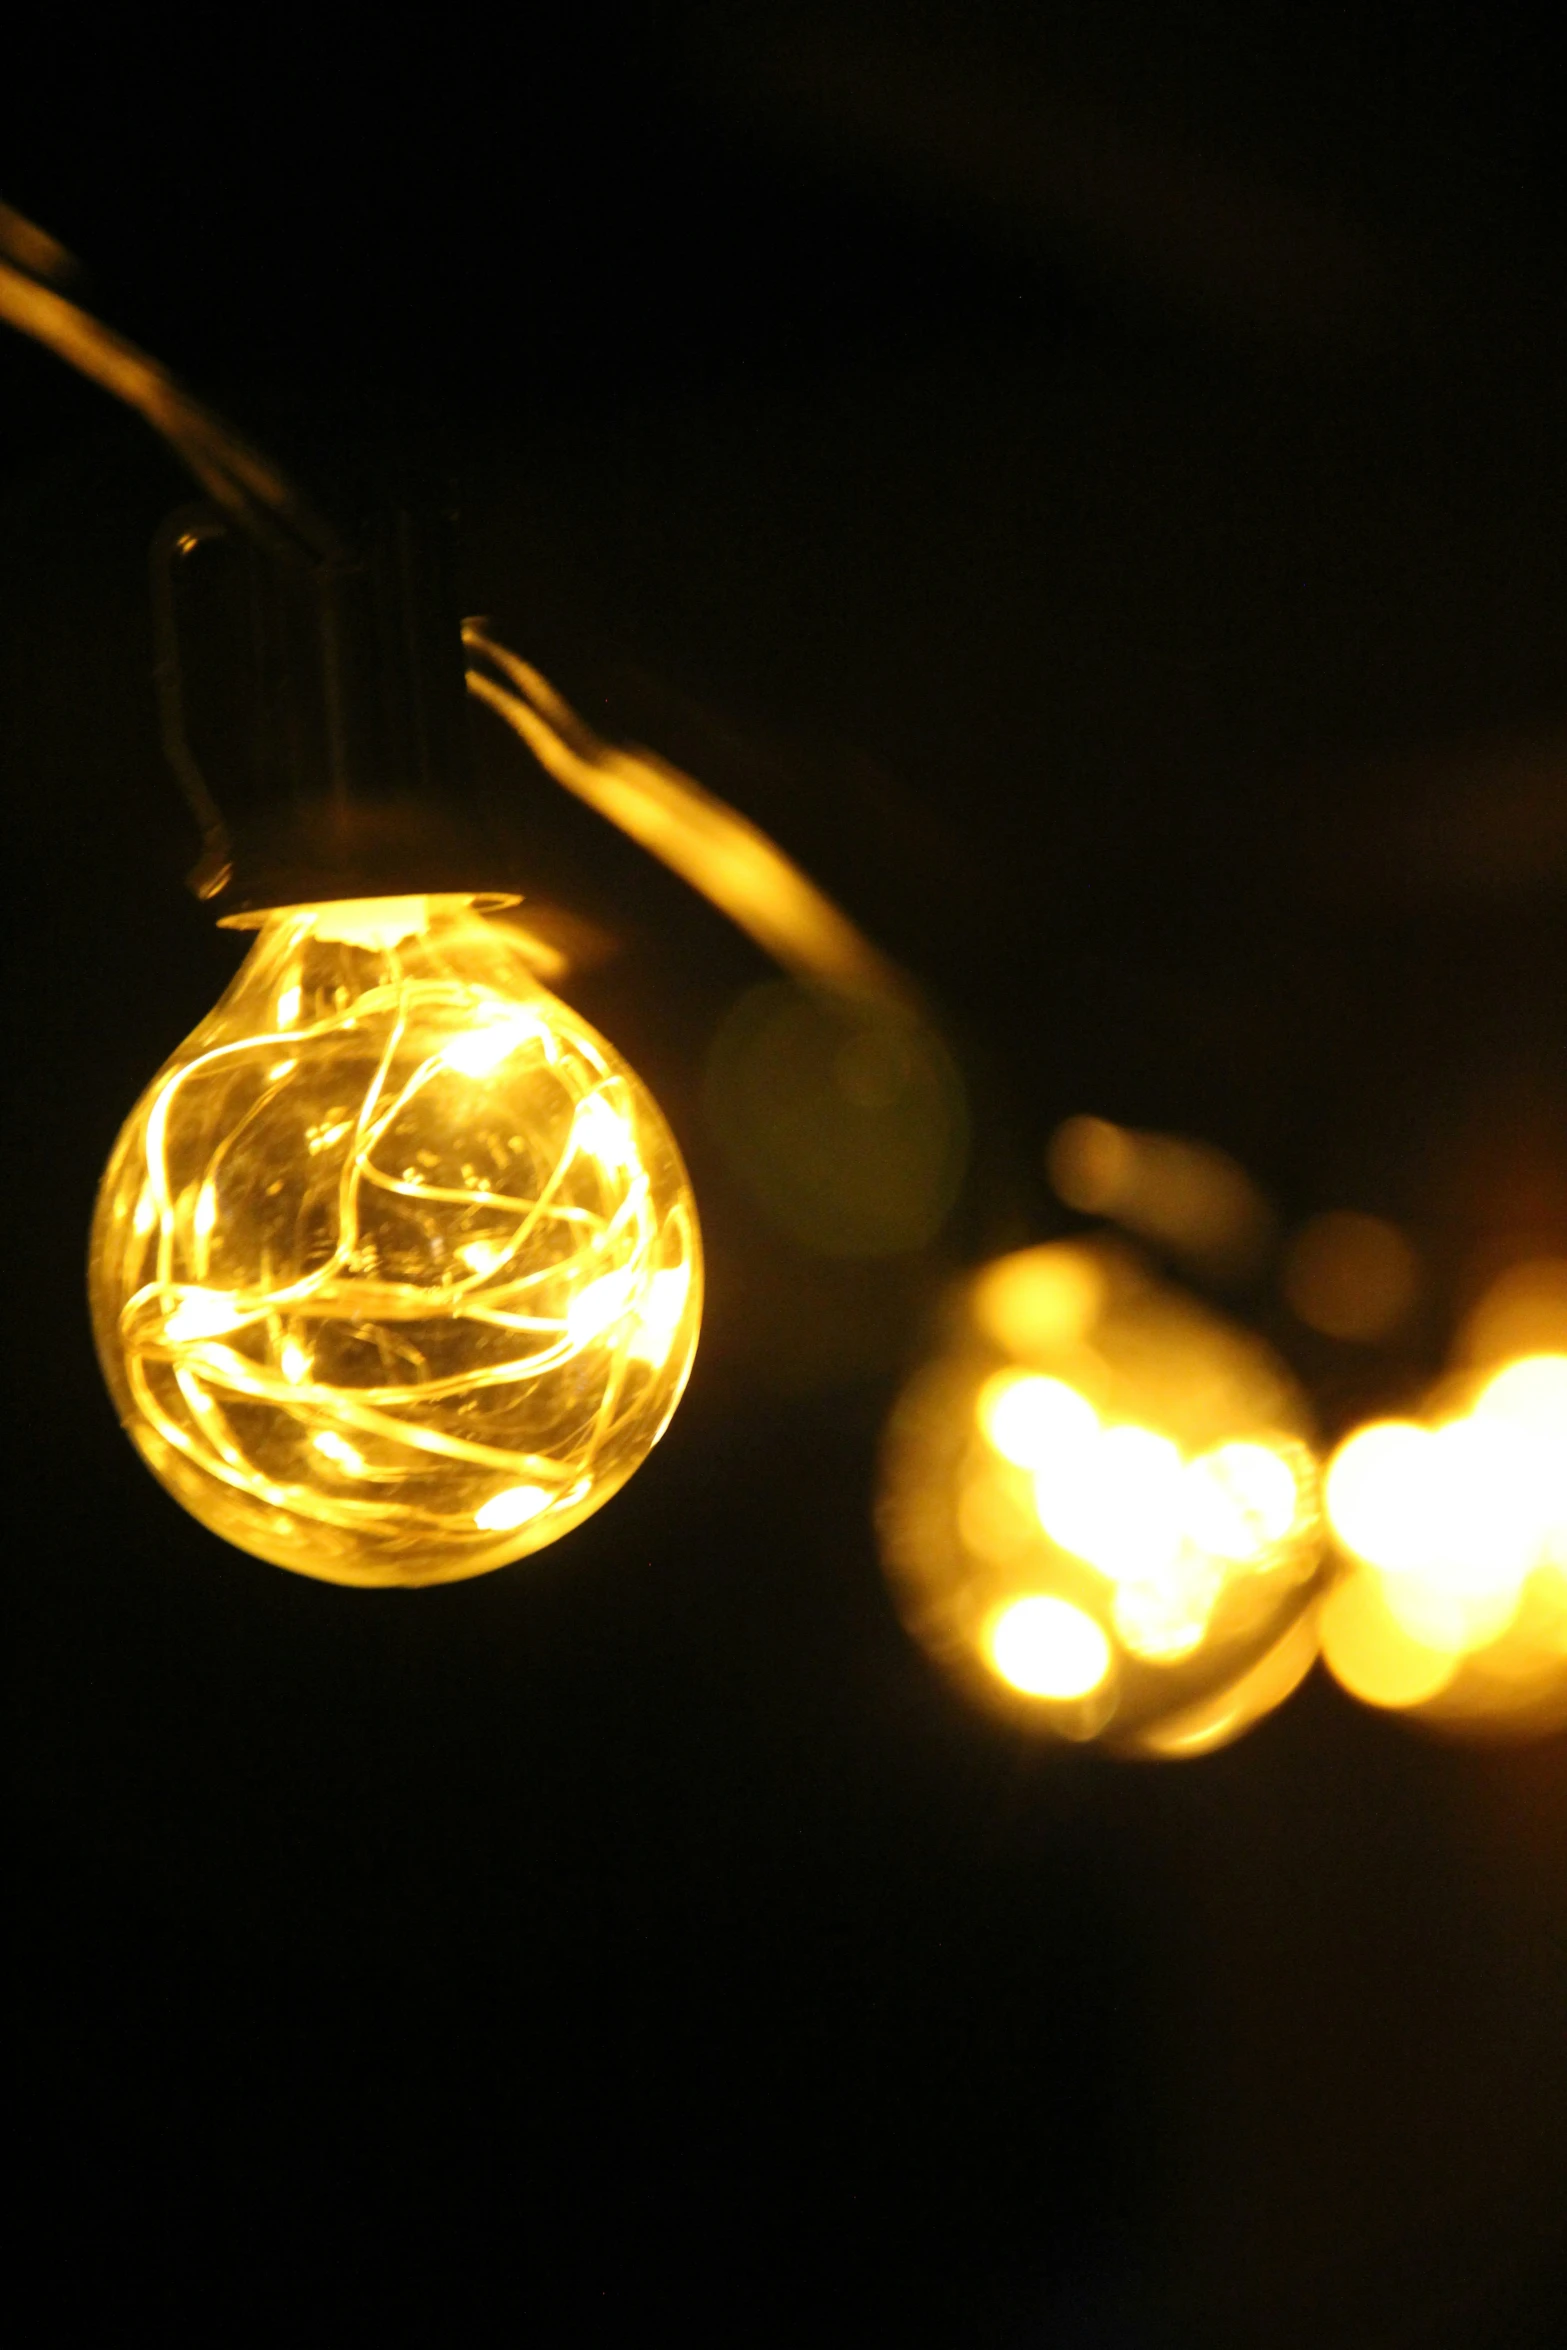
465;628;916;1010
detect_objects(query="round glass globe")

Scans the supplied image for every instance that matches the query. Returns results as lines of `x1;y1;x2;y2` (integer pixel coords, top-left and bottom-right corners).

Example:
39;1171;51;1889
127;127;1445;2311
90;896;701;1587
877;1240;1324;1755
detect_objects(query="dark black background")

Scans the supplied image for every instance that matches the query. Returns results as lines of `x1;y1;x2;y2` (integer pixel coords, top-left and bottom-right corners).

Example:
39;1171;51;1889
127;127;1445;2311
6;8;1567;2341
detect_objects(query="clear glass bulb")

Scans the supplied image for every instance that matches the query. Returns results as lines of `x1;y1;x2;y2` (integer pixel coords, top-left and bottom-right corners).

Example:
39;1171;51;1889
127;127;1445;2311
89;896;701;1587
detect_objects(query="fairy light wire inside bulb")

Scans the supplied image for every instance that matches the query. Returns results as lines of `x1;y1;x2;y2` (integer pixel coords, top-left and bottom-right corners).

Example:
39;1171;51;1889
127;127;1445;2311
91;897;701;1586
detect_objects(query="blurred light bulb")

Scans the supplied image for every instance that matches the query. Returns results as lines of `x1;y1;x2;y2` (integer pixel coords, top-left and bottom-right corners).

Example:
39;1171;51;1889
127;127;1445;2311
1321;1314;1567;1737
877;1240;1324;1755
90;896;701;1587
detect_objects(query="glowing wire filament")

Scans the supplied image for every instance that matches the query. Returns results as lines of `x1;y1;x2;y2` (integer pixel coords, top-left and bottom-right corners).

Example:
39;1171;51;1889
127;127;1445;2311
90;898;702;1586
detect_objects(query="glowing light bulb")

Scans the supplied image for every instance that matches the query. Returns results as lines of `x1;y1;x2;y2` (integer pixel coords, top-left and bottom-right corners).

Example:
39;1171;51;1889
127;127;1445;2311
877;1240;1325;1756
1320;1328;1567;1739
89;896;702;1587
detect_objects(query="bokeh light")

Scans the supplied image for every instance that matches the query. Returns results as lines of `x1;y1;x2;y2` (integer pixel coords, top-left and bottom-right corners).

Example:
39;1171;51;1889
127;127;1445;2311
704;980;968;1256
1282;1209;1420;1341
1320;1263;1567;1736
1047;1115;1273;1280
989;1595;1113;1700
877;1240;1324;1754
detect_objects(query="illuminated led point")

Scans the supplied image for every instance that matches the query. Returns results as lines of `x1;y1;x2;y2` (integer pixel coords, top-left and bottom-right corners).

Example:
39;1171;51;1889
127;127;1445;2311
475;1485;554;1532
457;1238;507;1277
988;1595;1112;1700
574;1092;637;1169
1034;1423;1185;1583
566;1269;640;1348
978;1372;1098;1471
1183;1440;1300;1565
630;1264;693;1370
313;1431;366;1474
164;1290;245;1343
1112;1550;1225;1662
279;1339;310;1385
442;1010;543;1078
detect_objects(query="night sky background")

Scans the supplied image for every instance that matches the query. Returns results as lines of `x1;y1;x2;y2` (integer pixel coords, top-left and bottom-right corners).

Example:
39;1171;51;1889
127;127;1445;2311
6;8;1567;2341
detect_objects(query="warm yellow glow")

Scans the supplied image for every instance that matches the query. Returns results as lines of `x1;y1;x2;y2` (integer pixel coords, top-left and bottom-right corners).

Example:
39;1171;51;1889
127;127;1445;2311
309;898;431;949
441;1010;544;1078
90;897;702;1587
1035;1423;1185;1582
313;1431;366;1473
473;1483;554;1532
573;1091;637;1170
164;1289;246;1343
1112;1549;1225;1661
1319;1354;1567;1728
1182;1440;1300;1564
988;1595;1112;1699
1474;1351;1567;1435
970;1245;1106;1359
1474;1354;1567;1566
1423;1415;1539;1594
629;1263;693;1370
978;1372;1098;1470
1460;1260;1567;1368
955;1466;1043;1564
456;1238;507;1276
1324;1421;1442;1574
565;1269;640;1348
1327;1412;1539;1655
1319;1568;1457;1710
